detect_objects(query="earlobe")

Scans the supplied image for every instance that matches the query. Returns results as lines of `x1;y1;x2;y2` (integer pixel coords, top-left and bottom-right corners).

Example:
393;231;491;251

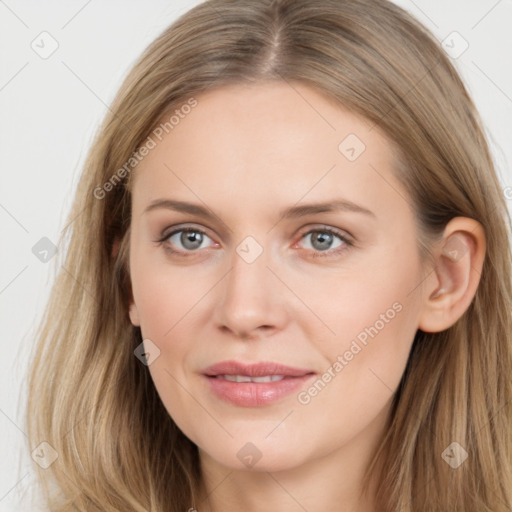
129;300;141;326
418;217;486;333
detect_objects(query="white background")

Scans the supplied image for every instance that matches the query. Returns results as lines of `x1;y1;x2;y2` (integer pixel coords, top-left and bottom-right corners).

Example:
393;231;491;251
1;1;511;510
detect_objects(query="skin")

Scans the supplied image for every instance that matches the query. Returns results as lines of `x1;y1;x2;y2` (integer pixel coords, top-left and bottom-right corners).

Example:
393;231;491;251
126;81;486;512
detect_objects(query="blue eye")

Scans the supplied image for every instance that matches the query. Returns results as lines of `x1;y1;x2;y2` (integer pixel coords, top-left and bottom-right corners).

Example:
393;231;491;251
299;228;352;257
161;228;214;253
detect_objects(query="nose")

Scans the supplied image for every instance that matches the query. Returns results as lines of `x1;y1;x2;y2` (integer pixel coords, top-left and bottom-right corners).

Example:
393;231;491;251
213;242;289;340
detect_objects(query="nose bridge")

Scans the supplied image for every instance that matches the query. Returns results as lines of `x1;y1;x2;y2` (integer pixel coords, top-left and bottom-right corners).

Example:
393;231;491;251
214;237;287;337
225;240;271;311
231;239;269;293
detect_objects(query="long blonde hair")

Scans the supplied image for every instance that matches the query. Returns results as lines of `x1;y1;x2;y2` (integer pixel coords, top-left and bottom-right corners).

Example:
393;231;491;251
26;0;512;510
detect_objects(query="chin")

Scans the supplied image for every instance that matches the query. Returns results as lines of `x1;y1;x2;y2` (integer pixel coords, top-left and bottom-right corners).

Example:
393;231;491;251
197;437;311;474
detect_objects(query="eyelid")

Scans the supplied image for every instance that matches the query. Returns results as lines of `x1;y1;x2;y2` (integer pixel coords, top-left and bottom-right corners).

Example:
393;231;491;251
295;224;353;242
157;223;216;243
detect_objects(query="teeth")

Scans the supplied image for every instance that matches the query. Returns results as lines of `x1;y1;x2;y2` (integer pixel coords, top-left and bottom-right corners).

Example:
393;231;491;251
221;374;285;383
253;375;285;382
223;375;251;383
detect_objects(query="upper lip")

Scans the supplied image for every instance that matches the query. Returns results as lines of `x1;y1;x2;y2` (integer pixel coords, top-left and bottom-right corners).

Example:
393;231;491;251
202;360;315;378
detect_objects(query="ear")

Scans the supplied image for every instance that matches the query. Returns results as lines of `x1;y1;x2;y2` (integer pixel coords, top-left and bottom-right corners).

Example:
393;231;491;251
418;217;486;333
111;234;140;327
128;299;141;327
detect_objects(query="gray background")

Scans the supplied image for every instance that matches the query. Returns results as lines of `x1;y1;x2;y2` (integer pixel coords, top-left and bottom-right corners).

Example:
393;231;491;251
1;1;511;510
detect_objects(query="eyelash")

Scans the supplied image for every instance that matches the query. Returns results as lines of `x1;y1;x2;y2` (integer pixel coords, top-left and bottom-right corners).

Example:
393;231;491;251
155;225;353;259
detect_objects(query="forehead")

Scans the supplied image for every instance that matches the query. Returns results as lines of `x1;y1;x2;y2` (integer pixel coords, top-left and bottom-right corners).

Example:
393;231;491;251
131;81;410;223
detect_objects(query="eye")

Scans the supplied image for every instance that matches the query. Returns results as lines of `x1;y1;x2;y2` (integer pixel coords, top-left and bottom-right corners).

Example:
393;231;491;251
297;227;352;257
157;227;217;255
156;224;353;259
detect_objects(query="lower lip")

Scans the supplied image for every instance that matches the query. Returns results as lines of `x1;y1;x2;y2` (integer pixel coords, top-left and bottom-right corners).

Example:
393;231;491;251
203;374;315;407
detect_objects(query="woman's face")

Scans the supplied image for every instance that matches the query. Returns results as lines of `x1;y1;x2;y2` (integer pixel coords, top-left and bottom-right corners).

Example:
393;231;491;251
128;81;427;473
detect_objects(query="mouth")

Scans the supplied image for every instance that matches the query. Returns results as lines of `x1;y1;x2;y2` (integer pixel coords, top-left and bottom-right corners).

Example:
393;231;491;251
201;360;316;407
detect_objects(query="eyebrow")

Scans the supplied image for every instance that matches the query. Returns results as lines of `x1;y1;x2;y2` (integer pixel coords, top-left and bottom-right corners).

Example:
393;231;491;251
143;198;376;220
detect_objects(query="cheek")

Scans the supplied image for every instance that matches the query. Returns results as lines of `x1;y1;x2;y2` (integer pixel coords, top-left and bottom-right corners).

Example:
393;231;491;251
294;298;418;455
303;249;421;402
302;252;419;354
130;250;213;339
130;255;206;428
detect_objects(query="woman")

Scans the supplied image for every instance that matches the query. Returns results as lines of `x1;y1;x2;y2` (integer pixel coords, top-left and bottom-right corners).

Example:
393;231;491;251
26;0;512;510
